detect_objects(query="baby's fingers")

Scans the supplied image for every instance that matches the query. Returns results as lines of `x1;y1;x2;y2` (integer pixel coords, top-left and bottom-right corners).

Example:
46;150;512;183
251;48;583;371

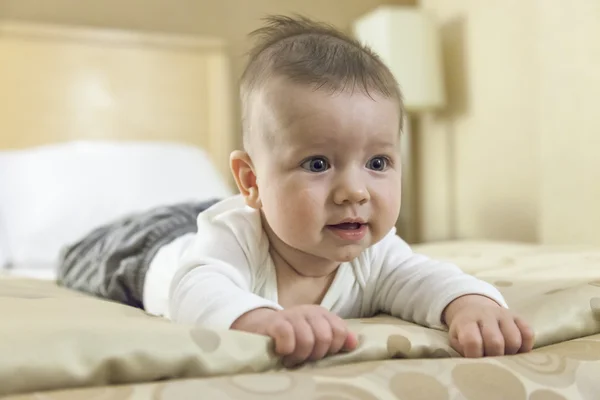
323;313;355;355
456;322;484;358
306;315;333;361
267;319;296;356
499;318;523;355
480;319;505;356
282;318;314;367
515;316;535;353
342;332;359;352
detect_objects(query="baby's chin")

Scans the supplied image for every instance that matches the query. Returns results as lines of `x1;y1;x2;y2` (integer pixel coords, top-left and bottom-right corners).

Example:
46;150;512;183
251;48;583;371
286;234;375;263
318;243;369;263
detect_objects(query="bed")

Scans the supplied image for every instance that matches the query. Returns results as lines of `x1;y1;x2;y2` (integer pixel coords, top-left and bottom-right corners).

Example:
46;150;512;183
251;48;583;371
1;21;600;400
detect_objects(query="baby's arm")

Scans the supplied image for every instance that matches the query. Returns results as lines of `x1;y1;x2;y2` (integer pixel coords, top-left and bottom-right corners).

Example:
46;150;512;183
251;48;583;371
168;216;283;329
168;218;356;366
169;260;282;329
367;231;506;328
367;230;534;357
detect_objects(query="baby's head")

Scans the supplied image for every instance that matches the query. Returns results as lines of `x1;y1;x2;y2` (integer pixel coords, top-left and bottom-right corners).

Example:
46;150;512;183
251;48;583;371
231;15;404;267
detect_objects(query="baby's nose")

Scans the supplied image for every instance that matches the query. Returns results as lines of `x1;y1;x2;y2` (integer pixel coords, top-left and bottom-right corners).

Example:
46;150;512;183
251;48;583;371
333;178;370;205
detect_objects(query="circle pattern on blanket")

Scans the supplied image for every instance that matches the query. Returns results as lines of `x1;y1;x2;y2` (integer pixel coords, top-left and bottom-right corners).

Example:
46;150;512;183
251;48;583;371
431;348;454;358
313;382;380;400
387;334;412;357
45;386;133;400
496;352;576;387
231;373;314;395
452;363;527;400
189;328;221;352
156;380;247;400
528;390;567;400
389;372;448;400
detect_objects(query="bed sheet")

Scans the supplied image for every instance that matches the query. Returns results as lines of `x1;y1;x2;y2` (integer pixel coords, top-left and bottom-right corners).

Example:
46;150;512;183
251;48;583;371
1;240;599;399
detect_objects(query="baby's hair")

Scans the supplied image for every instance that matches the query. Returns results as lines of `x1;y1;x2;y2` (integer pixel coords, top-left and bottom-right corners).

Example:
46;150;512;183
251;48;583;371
240;14;404;150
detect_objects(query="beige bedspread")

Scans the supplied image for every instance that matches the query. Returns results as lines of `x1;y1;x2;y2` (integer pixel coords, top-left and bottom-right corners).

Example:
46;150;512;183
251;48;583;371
2;240;600;399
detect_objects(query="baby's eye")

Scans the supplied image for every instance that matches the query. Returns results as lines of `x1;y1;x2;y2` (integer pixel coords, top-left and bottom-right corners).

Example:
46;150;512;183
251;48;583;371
367;156;389;171
301;157;330;172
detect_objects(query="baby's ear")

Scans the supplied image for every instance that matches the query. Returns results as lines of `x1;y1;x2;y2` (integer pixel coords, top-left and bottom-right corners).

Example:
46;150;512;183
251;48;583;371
230;150;262;209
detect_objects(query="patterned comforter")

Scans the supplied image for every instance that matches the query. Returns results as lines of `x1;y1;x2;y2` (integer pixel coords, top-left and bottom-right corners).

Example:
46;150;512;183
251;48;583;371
1;240;600;399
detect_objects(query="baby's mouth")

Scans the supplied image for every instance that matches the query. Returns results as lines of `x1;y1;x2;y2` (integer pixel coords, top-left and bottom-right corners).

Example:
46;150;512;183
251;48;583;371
326;222;368;241
329;222;364;230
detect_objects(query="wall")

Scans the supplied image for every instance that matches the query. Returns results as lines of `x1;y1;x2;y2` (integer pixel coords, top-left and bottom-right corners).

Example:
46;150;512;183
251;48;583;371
536;1;600;246
417;0;600;246
0;0;414;148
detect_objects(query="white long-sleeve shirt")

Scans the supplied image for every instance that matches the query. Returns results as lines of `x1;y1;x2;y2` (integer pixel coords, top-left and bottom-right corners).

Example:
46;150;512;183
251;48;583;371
143;195;507;331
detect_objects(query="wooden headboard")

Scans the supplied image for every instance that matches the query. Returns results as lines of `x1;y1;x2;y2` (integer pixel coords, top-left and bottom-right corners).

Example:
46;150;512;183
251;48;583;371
0;21;236;180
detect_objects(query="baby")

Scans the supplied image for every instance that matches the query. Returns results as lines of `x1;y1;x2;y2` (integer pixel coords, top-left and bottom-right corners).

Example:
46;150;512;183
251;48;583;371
153;15;535;367
59;15;534;368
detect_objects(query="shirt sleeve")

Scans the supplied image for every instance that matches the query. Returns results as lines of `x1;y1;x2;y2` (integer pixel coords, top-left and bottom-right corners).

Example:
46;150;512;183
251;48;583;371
366;230;508;330
168;211;282;330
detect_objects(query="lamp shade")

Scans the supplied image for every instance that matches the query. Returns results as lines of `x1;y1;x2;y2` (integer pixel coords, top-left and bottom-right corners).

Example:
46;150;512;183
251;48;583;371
353;6;446;111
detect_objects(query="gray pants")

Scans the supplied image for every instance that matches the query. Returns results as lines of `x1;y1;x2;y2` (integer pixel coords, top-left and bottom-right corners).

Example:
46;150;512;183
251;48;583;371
56;199;220;309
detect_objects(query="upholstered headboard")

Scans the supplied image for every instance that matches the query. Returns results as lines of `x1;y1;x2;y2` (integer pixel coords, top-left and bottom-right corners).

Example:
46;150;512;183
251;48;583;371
0;21;235;179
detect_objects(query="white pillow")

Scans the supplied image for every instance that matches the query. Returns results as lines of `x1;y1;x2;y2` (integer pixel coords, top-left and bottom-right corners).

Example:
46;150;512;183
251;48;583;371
0;159;11;270
0;218;10;270
0;140;234;267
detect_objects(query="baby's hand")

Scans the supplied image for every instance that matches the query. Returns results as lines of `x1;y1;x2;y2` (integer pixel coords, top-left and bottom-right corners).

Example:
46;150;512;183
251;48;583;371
442;295;535;358
231;305;358;367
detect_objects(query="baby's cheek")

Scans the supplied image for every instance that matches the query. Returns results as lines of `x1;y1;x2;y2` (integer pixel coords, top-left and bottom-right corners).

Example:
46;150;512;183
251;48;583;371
290;189;322;219
287;190;324;226
265;176;328;233
372;181;401;224
379;178;401;206
264;187;317;228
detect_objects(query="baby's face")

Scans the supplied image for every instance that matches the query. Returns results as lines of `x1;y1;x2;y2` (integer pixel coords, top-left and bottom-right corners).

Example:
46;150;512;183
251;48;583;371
249;79;402;264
